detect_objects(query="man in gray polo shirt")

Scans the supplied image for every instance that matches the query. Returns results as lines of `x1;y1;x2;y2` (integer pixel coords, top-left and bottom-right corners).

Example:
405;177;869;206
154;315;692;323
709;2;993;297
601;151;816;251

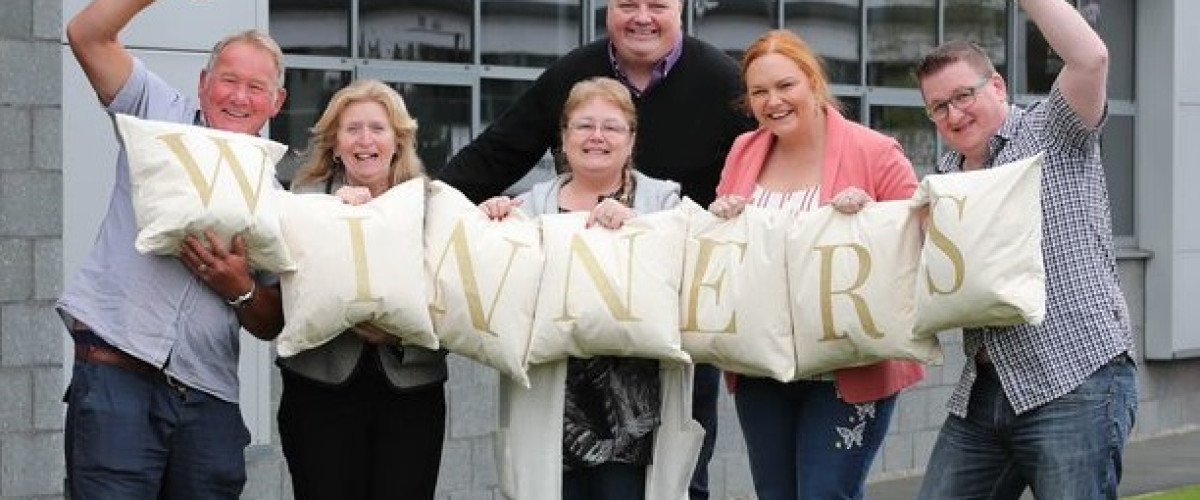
914;0;1136;498
60;0;287;497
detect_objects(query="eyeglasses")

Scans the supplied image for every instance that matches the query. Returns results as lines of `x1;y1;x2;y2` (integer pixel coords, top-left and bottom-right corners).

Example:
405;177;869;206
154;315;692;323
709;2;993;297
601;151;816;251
566;120;632;138
925;78;990;121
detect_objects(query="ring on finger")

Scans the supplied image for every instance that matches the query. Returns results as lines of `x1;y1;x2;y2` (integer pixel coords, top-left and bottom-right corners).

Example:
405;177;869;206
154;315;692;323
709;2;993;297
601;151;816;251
198;264;209;273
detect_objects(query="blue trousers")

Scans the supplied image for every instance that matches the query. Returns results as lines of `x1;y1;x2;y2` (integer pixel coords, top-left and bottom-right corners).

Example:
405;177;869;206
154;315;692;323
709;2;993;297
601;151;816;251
65;338;249;499
734;376;896;500
689;363;720;499
918;354;1137;499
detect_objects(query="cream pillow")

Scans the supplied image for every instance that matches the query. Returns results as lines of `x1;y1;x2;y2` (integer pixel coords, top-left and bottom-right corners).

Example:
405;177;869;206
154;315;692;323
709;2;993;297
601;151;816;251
114;113;293;272
786;202;942;378
679;200;795;382
276;179;437;357
911;153;1046;338
425;181;541;388
527;209;690;365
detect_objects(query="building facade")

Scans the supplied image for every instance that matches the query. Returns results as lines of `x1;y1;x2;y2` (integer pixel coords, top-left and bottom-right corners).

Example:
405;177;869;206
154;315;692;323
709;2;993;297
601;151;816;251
0;0;1196;497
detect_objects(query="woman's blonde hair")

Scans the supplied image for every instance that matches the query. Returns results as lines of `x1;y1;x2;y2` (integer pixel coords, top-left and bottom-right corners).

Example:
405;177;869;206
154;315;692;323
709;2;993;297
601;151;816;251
292;79;424;190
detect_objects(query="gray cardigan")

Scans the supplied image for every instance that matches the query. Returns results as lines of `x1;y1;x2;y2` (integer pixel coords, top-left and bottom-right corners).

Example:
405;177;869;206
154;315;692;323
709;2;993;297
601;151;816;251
277;173;447;389
517;170;682;216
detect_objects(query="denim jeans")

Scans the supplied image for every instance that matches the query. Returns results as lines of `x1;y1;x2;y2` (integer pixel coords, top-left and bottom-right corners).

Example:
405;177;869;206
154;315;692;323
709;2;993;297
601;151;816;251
734;376;896;500
65;337;249;499
918;354;1138;500
563;462;646;500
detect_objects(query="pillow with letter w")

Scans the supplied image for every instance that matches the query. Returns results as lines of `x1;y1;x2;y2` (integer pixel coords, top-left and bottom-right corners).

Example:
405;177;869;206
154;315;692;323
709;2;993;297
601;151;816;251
114;113;293;272
527;209;690;365
424;181;542;388
679;200;795;382
911;153;1046;338
275;179;437;357
786;202;942;378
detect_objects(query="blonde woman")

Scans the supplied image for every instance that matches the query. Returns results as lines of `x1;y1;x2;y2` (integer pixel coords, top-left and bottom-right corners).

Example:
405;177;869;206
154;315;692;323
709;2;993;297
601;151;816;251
280;79;446;500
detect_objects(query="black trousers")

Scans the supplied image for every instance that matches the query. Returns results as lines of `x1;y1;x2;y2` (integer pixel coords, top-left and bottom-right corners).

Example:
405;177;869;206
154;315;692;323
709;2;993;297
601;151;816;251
278;353;446;500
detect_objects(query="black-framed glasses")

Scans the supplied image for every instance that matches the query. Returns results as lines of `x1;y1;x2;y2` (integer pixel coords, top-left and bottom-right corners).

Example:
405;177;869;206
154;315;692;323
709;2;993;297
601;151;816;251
925;78;990;121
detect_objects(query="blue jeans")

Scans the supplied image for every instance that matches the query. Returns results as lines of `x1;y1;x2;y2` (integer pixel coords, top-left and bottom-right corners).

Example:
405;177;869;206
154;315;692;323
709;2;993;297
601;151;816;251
563;462;646;500
65;336;249;499
734;376;896;500
918;354;1138;500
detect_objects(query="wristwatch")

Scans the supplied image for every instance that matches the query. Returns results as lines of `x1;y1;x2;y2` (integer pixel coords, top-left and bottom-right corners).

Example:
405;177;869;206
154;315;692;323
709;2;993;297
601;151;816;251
226;282;256;309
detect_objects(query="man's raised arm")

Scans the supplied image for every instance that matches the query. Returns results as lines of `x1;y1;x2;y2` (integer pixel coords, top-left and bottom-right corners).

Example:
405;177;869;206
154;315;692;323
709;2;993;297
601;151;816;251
1020;0;1109;127
66;0;156;106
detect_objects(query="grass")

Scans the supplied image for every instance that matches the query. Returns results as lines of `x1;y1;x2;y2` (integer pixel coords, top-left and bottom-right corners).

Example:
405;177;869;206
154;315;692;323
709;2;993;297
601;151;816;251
1125;485;1200;500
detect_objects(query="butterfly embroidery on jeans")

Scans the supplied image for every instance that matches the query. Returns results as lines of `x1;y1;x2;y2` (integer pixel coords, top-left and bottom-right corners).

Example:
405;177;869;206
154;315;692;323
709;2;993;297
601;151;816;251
835;421;866;449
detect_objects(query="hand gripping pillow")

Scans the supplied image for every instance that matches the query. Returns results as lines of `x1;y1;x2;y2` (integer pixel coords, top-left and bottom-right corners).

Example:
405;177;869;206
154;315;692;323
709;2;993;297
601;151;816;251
114;113;293;272
276;179;437;357
911;153;1046;338
786;202;943;378
679;200;796;381
527;209;690;365
424;181;542;388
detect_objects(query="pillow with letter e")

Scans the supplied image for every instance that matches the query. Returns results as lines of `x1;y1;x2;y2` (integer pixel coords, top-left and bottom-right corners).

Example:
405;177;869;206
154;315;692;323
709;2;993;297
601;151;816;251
114;113;293;272
275;179;437;357
911;153;1046;338
678;200;795;382
424;181;542;388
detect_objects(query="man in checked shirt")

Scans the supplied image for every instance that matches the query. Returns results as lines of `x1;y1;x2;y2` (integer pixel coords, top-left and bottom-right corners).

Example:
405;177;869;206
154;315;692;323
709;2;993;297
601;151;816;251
913;1;1136;498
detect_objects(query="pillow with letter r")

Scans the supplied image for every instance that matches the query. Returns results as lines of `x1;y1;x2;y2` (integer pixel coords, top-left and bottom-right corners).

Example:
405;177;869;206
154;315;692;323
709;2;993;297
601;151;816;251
114;113;293;272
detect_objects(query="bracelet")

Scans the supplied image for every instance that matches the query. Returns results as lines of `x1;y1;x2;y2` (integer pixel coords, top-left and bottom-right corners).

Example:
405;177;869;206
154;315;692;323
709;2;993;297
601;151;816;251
225;282;256;309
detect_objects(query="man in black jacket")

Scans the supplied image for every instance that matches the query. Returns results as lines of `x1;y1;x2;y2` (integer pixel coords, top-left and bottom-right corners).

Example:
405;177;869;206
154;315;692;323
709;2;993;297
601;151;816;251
438;2;754;497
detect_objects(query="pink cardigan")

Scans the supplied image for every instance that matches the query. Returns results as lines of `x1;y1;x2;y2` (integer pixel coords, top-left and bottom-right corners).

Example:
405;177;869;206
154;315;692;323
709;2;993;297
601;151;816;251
717;106;924;404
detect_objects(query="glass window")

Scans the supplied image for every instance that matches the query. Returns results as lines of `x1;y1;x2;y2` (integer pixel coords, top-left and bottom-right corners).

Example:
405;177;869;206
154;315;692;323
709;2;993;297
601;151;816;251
483;0;582;66
385;82;473;175
270;0;351;57
1101;114;1134;237
359;0;473;62
944;0;1009;78
1013;7;1058;95
1086;0;1133;100
784;0;862;85
270;68;353;185
692;0;779;61
865;0;936;88
869;105;938;178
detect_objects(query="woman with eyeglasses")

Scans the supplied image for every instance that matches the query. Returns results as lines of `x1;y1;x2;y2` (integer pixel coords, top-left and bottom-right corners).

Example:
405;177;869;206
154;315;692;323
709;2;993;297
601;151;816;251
707;29;924;499
480;76;692;500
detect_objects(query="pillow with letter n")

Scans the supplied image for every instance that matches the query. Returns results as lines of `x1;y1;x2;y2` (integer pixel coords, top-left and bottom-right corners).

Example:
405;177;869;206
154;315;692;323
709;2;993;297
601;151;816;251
911;153;1046;339
114;113;293;272
786;202;942;378
527;209;690;365
679;200;795;382
424;181;542;388
275;179;437;357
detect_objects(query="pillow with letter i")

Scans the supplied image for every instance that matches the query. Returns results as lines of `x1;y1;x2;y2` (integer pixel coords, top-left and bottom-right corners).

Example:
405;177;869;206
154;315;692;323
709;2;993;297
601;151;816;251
276;179;437;357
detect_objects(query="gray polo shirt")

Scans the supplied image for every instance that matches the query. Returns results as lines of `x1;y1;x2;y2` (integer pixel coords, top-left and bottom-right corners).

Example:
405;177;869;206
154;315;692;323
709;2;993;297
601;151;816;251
58;58;246;402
